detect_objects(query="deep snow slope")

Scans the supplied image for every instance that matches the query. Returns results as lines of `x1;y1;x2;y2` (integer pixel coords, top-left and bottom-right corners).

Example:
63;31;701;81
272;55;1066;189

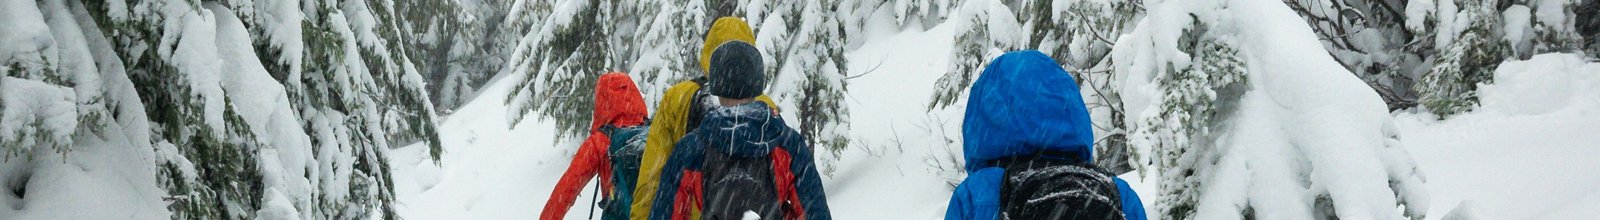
387;69;579;219
1396;53;1600;220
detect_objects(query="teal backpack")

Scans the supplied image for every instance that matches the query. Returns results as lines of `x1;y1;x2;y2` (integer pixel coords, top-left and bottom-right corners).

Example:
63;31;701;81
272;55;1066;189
595;122;649;220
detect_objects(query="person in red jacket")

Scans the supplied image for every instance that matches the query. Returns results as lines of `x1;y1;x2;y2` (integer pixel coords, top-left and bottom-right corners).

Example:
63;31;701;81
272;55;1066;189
541;73;650;220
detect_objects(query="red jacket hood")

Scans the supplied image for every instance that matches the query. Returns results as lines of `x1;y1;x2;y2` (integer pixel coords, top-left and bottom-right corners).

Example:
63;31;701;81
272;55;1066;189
592;73;649;132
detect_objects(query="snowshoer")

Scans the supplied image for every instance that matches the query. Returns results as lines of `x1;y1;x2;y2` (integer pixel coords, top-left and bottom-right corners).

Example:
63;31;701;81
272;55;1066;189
541;73;652;220
646;41;831;220
944;51;1147;220
630;17;780;220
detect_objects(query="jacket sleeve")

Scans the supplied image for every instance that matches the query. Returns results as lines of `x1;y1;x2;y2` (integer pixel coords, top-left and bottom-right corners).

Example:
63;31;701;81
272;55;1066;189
945;168;1005;220
648;134;704;220
782;136;832;220
631;82;697;220
944;183;971;220
1114;177;1147;220
541;133;611;220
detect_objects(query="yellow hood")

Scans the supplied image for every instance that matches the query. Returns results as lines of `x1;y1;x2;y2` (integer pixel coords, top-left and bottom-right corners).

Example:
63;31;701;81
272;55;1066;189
699;17;757;73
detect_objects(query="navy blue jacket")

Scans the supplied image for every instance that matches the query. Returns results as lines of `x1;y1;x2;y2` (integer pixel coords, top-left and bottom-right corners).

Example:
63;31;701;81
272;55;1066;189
648;102;831;220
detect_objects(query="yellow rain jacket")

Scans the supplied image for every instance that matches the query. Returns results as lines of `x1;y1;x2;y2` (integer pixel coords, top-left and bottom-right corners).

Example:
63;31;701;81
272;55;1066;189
629;17;779;220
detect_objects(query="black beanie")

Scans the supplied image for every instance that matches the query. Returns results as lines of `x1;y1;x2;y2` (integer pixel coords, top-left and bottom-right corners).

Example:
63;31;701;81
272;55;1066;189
706;41;766;99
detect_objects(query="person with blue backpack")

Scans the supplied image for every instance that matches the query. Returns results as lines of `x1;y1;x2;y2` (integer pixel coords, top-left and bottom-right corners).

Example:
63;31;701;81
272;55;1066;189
541;73;653;220
945;51;1148;220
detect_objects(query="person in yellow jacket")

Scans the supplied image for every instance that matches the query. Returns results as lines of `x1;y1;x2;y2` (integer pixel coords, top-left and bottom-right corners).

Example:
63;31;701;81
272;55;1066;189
628;17;779;220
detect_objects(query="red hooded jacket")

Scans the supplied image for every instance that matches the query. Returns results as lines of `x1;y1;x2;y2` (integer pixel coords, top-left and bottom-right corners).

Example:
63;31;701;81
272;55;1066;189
541;73;649;220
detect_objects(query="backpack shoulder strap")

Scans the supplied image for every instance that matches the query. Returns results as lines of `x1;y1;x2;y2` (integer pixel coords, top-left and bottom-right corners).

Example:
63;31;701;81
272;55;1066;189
598;124;618;136
770;147;803;219
686;77;710;131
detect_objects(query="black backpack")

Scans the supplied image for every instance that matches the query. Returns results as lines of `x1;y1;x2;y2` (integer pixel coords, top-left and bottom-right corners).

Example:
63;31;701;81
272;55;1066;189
597;123;650;220
995;151;1124;220
699;139;784;220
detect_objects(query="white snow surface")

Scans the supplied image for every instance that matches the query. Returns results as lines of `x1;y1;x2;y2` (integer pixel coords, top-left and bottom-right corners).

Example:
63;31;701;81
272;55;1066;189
387;5;1600;219
1396;53;1600;220
0;1;1595;219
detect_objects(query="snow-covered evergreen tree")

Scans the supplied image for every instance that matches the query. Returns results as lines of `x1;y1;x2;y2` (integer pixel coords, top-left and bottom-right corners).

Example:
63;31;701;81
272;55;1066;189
890;0;961;29
929;0;1024;109
503;0;620;140
426;0;539;114
0;0;446;218
827;0;963;50
631;0;708;108
73;1;272;218
929;0;1148;172
391;0;498;114
1016;0;1145;172
1113;0;1429;219
501;0;857;157
2;0;167;218
749;0;853;158
1017;0;1141;70
1581;0;1600;55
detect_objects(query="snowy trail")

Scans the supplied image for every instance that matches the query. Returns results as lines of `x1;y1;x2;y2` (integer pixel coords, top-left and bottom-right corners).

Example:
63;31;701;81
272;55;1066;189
388;70;588;219
388;24;981;220
818;23;966;219
388;24;1593;220
387;21;1168;218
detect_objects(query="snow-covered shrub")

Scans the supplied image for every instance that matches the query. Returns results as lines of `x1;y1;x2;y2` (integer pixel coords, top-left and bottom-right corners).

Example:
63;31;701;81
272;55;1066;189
1114;0;1429;219
1123;18;1251;218
1419;0;1513;117
1;77;78;159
